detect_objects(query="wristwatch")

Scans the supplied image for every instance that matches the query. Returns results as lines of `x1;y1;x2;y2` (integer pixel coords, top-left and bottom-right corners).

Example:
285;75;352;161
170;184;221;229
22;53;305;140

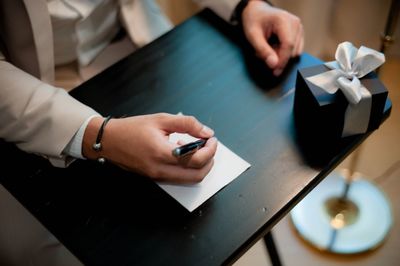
230;0;250;25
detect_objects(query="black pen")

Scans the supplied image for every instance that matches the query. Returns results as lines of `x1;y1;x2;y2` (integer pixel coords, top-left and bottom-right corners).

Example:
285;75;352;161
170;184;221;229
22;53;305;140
172;139;208;157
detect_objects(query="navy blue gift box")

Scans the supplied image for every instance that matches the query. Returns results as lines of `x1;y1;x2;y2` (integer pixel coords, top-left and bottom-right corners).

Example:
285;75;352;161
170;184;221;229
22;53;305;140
293;64;388;147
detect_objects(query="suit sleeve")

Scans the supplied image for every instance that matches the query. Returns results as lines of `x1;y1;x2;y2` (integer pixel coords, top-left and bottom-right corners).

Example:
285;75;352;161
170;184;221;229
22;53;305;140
0;51;99;162
193;0;241;22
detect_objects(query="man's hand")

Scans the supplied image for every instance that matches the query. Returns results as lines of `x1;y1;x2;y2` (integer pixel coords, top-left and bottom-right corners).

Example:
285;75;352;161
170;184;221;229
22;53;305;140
83;114;217;184
242;0;304;76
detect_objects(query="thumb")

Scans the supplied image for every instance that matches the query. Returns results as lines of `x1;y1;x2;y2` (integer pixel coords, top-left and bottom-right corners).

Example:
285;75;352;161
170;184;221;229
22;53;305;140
247;27;279;68
161;114;214;139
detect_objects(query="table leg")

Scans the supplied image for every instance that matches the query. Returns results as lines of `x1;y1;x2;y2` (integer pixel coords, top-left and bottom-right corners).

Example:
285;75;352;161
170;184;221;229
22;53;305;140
264;231;282;266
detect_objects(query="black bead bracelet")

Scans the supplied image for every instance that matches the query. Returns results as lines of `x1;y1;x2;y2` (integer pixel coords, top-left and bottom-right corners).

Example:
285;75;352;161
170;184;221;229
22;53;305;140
92;115;112;164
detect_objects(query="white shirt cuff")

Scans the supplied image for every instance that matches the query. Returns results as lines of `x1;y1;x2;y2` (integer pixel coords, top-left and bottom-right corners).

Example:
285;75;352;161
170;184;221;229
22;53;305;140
63;114;102;159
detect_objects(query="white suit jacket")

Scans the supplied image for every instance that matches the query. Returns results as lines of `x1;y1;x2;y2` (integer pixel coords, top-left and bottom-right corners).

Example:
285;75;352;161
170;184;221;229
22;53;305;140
0;0;240;163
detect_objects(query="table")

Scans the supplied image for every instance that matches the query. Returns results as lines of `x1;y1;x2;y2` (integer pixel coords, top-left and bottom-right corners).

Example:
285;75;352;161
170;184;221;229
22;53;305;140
0;9;391;266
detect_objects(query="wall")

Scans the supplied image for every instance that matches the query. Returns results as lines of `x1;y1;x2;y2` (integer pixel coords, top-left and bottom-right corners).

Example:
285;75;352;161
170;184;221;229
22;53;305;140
274;0;399;60
157;0;400;60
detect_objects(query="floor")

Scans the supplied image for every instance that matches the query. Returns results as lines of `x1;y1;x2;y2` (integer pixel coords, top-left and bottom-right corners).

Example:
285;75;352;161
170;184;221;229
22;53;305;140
233;57;400;266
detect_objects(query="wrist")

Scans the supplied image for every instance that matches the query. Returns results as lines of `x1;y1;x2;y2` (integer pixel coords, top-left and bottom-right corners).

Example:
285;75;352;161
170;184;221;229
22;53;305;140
82;116;110;161
244;0;271;12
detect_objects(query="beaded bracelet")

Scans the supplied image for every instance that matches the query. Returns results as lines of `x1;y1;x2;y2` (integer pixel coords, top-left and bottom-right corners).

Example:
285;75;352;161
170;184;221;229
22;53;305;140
92;115;112;164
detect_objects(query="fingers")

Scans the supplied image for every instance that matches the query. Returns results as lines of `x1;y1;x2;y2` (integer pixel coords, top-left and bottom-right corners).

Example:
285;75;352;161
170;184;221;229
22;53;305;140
241;1;304;76
149;137;218;183
245;26;279;69
153;159;215;184
274;42;292;76
164;136;218;167
273;14;303;76
108;114;218;184
177;137;218;168
148;114;217;175
177;139;186;146
158;113;214;139
294;24;304;56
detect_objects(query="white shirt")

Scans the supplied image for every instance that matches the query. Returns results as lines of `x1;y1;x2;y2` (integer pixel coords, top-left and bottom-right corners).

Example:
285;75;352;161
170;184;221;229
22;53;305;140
48;0;121;66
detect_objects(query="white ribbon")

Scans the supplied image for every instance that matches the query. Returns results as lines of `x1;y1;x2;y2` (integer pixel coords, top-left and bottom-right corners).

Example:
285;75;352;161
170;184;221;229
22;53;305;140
306;42;385;137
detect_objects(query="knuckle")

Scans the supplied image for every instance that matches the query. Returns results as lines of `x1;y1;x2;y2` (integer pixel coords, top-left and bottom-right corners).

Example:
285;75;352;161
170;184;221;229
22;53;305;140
286;39;295;47
247;26;259;37
280;10;291;20
184;115;198;128
157;112;169;120
282;42;295;52
292;15;301;24
187;115;197;123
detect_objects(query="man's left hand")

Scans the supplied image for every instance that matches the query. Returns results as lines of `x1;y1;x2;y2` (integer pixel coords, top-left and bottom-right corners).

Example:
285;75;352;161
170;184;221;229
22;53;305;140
242;0;304;76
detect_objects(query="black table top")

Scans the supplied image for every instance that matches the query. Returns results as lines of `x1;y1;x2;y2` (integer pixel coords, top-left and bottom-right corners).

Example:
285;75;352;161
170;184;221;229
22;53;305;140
0;9;391;266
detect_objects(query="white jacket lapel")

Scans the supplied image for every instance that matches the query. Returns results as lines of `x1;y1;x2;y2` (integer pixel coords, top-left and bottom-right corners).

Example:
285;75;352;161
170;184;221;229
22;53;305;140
23;0;55;83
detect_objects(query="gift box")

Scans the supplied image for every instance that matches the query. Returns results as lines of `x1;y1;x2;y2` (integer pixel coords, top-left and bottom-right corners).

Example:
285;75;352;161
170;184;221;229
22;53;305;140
294;42;388;151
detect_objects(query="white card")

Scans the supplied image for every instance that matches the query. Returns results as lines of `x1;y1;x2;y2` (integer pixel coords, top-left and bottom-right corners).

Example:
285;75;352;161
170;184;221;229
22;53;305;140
157;133;251;212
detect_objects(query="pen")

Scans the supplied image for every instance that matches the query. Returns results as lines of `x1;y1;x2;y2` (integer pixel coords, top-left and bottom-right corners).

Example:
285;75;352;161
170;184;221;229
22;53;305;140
172;139;208;157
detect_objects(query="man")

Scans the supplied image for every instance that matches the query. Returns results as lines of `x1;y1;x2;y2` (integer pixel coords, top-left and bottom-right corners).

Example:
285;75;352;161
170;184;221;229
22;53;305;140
0;0;303;265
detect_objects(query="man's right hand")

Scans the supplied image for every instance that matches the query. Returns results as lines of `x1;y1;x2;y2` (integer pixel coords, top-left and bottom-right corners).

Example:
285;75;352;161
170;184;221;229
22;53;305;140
82;113;218;184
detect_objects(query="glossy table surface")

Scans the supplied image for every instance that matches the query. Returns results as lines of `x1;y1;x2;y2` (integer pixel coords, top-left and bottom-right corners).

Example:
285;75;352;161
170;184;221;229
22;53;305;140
0;9;391;266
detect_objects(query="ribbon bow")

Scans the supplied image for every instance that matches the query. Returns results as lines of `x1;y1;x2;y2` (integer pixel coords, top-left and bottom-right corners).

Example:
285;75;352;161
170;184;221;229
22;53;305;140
306;42;385;137
307;42;385;104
